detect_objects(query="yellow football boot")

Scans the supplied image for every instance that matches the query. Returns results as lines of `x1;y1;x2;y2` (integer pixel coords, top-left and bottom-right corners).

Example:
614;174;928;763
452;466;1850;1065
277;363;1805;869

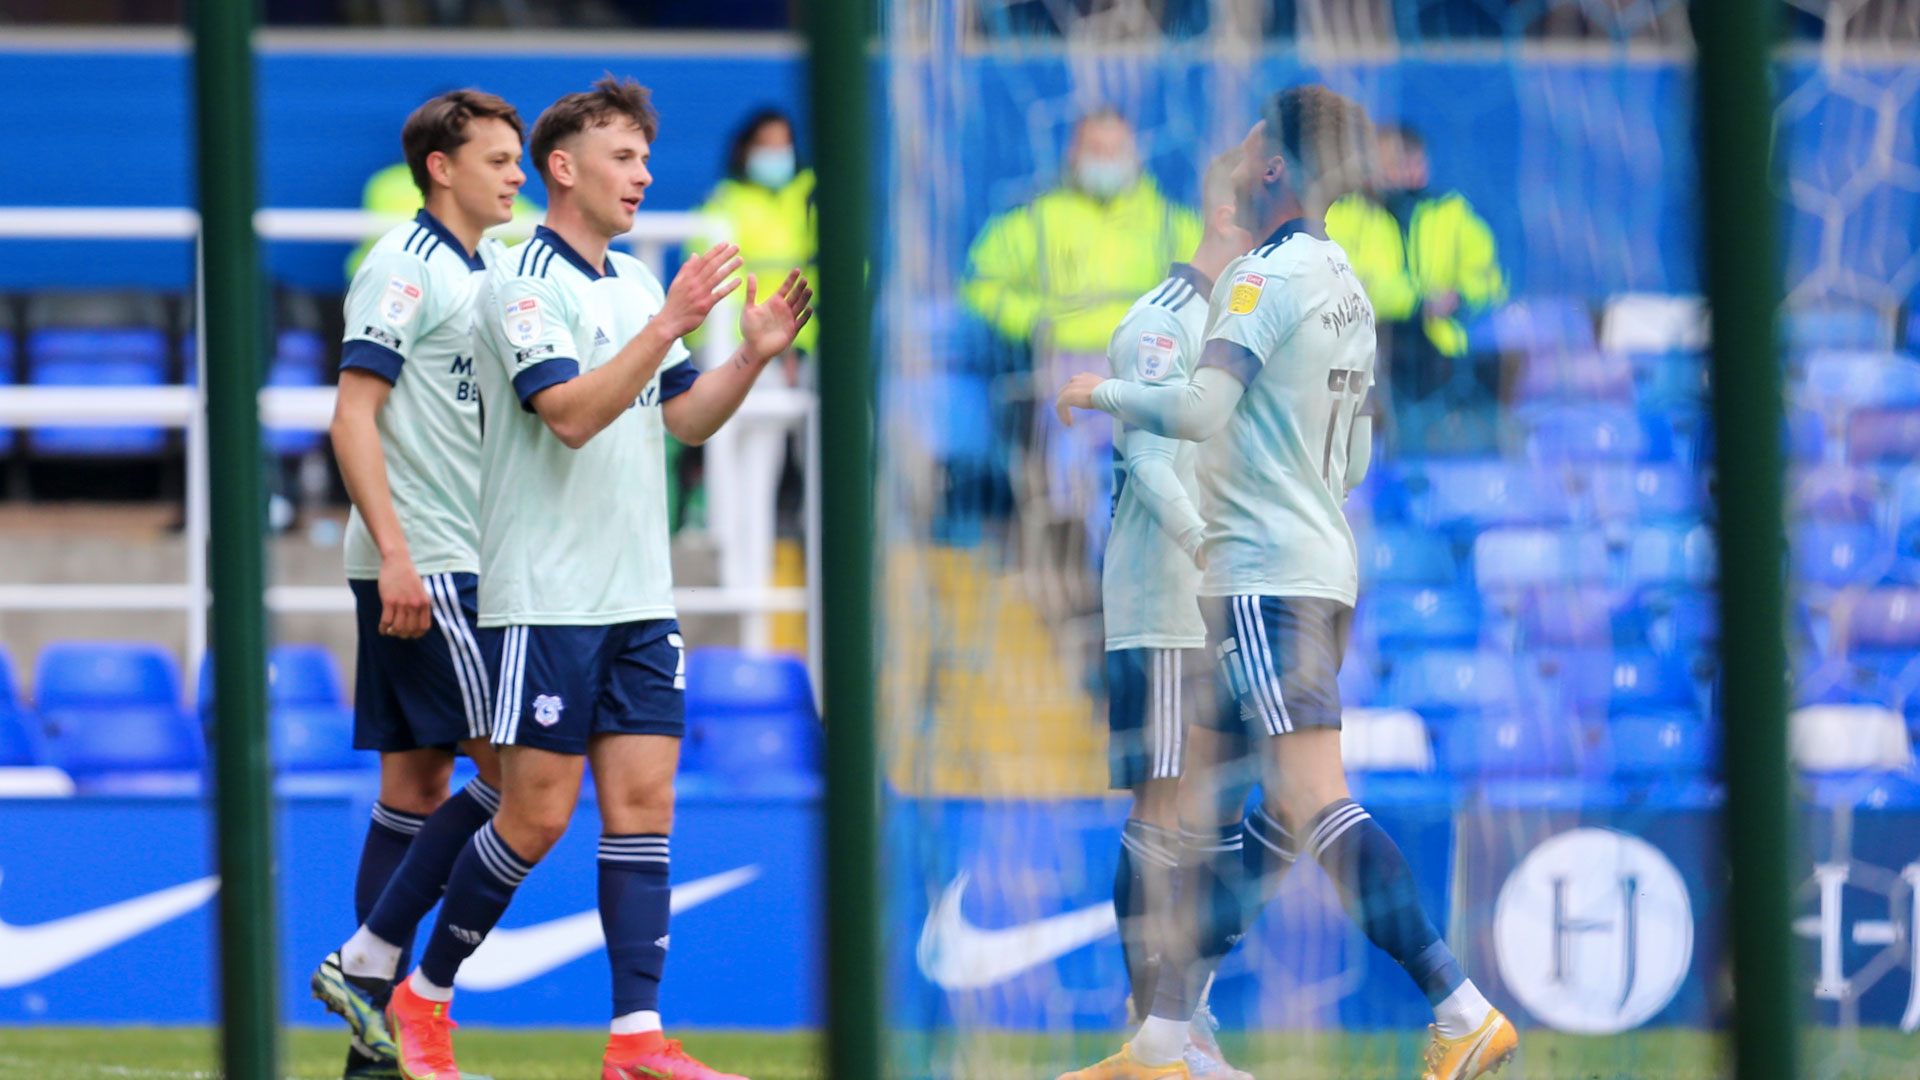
1056;1044;1191;1080
1421;1009;1519;1080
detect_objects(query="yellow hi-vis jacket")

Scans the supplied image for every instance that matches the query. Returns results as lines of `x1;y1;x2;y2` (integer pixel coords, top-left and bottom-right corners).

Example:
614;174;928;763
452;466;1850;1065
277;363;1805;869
963;178;1202;354
690;169;819;354
344;162;543;280
1326;190;1506;357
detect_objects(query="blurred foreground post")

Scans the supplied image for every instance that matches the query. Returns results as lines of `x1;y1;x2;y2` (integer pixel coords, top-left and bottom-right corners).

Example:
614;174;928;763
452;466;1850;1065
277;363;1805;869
193;0;279;1076
1695;1;1798;1078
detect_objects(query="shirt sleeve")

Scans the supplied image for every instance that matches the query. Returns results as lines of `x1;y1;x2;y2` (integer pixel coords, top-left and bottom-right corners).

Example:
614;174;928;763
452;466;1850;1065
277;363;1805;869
339;251;431;384
1202;260;1295;385
1102;309;1204;558
489;275;581;413
657;346;698;403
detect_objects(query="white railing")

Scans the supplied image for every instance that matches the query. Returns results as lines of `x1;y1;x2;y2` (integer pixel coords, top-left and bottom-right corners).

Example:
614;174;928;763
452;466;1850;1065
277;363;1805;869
0;208;821;686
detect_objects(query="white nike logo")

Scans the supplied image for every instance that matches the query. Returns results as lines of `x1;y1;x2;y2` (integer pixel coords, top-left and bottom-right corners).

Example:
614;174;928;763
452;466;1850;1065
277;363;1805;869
916;872;1117;990
456;865;761;991
0;870;220;988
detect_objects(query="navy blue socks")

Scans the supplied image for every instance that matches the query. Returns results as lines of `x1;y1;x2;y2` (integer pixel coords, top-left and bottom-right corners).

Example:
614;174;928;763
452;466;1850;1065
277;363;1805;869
364;779;500;953
1114;819;1178;1016
599;834;672;1017
417;821;534;990
1304;798;1464;1005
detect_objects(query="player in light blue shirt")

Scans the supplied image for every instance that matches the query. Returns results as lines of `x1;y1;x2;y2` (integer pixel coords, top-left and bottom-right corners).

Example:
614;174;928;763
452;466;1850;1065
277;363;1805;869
1058;88;1515;1080
1097;148;1259;1080
384;77;811;1080
310;89;525;1080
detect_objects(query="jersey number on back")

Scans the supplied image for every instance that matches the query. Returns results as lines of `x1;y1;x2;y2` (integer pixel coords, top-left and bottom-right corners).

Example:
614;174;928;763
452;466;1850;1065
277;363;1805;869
1321;369;1366;492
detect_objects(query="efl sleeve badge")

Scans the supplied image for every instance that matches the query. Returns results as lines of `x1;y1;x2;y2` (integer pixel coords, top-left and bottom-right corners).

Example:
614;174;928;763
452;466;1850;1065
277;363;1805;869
1226;271;1267;316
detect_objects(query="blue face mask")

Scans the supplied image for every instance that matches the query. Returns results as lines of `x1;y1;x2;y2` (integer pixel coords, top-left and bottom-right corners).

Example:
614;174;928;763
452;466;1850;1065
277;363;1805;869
1073;156;1139;199
745;145;798;189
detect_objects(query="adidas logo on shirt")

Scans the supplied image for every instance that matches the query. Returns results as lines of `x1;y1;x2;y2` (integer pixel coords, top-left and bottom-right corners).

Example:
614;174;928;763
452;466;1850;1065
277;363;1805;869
593;326;612;347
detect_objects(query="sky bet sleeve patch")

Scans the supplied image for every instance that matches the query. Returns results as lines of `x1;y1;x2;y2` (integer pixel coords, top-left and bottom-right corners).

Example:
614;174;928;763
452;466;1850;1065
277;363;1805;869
1226;271;1266;316
504;296;544;347
381;277;423;327
1135;331;1178;382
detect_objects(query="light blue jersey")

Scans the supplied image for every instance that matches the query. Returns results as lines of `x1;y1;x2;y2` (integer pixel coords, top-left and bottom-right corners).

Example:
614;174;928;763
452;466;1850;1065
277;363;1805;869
1196;220;1374;605
474;226;699;628
1103;264;1211;650
339;209;506;580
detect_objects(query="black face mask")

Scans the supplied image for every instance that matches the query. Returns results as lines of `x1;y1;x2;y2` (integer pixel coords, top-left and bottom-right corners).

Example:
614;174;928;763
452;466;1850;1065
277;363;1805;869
1383;186;1426;225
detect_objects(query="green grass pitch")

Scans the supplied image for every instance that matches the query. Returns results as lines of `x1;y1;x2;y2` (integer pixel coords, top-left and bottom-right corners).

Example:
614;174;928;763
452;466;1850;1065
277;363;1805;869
0;1026;1913;1079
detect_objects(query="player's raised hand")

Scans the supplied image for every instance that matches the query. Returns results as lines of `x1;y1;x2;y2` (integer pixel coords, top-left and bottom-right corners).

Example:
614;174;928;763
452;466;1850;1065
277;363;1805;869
656;241;744;339
378;556;432;639
739;268;815;365
1055;372;1107;427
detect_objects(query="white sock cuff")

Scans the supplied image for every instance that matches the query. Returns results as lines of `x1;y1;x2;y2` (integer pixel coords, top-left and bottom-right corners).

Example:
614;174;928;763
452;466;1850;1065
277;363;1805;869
408;968;454;1003
611;1009;663;1035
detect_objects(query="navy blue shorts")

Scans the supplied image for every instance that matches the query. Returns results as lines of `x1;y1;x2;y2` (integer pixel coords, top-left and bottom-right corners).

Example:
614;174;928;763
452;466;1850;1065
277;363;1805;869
1106;647;1207;789
350;572;494;753
1203;595;1353;736
482;619;686;754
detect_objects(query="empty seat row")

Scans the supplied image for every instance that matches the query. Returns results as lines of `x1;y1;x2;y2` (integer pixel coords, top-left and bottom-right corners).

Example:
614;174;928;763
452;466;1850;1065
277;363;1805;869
0;327;328;457
0;641;820;789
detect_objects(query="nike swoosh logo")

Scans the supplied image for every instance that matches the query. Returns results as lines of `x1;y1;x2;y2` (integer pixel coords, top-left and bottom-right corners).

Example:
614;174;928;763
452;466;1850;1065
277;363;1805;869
456;865;762;991
0;870;221;988
916;871;1117;990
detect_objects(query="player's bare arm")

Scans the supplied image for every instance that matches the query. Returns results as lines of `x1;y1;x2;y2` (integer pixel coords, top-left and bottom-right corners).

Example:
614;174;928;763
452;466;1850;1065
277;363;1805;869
661;267;814;445
330;368;431;638
529;241;743;449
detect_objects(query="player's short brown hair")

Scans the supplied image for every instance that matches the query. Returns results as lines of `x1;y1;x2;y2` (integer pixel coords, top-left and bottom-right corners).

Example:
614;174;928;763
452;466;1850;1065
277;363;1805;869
401;89;525;197
1262;85;1375;208
529;74;660;184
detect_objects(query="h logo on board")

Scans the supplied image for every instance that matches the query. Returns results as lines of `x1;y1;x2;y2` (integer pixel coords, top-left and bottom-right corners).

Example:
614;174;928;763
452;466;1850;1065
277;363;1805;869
1493;827;1694;1034
533;694;564;727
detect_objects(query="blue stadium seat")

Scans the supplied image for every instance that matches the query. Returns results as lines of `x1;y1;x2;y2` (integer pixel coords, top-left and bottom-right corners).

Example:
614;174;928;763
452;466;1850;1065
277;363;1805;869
36;641;200;775
1395;399;1501;458
1516;587;1616;648
273;704;358;773
1630;351;1707;409
1410;460;1573;531
1627;524;1717;588
1791;467;1880;524
1609;714;1717;778
1338;645;1381;708
1519;405;1649;462
1484;298;1595;354
1793;522;1890;587
1799;350;1920;411
1512;351;1635;405
1533;649;1695;718
1364;587;1481;651
1846;407;1920;464
1842;588;1920;652
26;329;170;456
684;648;820;784
268;643;345;705
1787;406;1827;462
0;334;14;455
1436;714;1580;777
1633;587;1720;657
1382;650;1519;718
1472;529;1609;592
265;329;327;455
1586;464;1701;524
0;646;40;767
1359;525;1458;587
1785;304;1891;351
